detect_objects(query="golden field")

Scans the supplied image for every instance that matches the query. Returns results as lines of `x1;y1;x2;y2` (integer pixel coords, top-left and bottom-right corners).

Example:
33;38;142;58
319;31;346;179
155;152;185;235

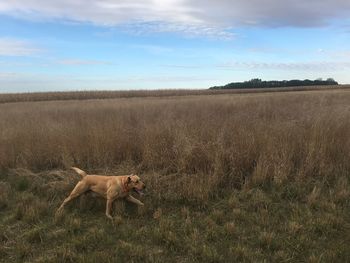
0;87;349;262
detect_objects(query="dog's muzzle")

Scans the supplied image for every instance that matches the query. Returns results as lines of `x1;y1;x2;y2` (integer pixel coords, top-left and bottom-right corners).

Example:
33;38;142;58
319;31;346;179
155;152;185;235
133;184;146;195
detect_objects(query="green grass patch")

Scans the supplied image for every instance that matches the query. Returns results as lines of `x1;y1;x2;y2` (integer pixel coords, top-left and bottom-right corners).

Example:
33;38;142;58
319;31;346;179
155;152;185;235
0;169;349;262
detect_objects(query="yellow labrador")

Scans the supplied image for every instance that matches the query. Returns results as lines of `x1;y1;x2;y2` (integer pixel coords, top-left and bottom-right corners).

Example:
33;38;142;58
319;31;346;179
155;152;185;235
57;167;146;219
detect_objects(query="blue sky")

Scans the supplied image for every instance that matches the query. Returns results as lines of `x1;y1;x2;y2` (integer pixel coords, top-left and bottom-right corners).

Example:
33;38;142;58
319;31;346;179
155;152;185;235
0;0;349;92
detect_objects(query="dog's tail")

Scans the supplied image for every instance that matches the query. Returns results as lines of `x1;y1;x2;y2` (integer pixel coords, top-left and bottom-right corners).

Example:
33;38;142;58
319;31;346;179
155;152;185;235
71;167;87;178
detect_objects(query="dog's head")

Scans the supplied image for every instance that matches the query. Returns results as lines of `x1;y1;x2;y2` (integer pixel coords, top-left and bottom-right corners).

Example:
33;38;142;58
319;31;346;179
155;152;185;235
127;175;146;195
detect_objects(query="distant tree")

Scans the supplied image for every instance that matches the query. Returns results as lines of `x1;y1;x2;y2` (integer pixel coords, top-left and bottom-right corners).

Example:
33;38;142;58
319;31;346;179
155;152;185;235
209;78;338;90
249;78;262;83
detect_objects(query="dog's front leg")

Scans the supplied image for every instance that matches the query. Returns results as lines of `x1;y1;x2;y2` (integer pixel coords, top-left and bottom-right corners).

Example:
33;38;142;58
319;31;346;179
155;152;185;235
126;195;144;206
105;198;114;219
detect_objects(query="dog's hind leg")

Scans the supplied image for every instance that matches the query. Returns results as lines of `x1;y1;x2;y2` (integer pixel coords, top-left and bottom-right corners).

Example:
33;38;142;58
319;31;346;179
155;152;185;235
57;181;89;213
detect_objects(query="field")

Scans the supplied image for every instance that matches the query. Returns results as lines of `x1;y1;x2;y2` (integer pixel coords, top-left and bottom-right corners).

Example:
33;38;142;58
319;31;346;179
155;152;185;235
0;87;349;262
0;85;344;104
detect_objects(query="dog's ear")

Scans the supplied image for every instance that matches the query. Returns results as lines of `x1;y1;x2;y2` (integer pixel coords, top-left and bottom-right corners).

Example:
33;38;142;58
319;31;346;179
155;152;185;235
127;176;132;183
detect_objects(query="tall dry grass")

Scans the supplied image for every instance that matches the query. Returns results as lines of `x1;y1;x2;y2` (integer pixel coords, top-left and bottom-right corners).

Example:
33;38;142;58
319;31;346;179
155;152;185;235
0;89;349;200
1;89;350;262
0;85;347;104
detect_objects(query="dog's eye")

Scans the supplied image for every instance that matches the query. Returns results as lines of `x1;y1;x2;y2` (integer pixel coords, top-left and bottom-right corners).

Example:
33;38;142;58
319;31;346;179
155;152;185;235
135;180;139;183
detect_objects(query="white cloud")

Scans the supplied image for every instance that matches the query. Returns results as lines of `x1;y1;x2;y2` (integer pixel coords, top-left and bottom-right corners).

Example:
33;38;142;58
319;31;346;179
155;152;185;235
126;75;215;83
0;0;197;24
0;72;216;93
0;72;20;79
0;38;41;56
120;21;235;39
57;59;112;65
217;61;350;71
322;50;350;59
130;43;174;54
161;64;203;69
1;0;349;38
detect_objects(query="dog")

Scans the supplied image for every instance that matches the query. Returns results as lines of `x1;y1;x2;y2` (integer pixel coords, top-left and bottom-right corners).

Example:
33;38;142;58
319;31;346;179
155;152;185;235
56;167;146;219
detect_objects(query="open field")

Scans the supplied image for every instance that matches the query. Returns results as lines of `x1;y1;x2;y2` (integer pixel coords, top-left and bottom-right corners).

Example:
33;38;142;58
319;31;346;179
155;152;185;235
0;85;348;104
0;88;350;262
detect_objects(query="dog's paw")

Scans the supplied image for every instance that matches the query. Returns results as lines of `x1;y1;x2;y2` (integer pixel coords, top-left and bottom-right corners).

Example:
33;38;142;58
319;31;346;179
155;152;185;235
54;209;65;223
106;214;113;220
113;215;123;225
138;205;146;216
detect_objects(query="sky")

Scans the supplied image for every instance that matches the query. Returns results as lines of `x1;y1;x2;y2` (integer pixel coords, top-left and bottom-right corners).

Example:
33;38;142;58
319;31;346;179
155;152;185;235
0;0;349;93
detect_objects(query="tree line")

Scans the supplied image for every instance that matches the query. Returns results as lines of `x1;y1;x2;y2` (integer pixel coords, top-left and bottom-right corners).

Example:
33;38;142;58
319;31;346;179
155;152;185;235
210;78;338;89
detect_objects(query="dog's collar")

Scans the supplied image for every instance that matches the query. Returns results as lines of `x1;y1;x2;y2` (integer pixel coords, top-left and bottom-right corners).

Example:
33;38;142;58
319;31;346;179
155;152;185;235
122;177;130;193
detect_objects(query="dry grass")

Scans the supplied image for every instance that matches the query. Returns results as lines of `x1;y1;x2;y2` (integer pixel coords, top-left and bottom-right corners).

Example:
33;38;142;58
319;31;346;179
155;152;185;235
0;85;347;104
0;88;350;262
1;89;349;184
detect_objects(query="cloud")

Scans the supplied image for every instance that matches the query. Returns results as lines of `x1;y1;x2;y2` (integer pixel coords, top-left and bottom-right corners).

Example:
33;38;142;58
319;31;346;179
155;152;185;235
57;59;112;65
120;21;235;39
1;0;349;38
187;0;350;27
0;72;216;93
0;72;20;79
217;61;350;71
0;38;41;56
323;50;350;59
161;64;203;69
126;75;215;83
130;43;174;54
